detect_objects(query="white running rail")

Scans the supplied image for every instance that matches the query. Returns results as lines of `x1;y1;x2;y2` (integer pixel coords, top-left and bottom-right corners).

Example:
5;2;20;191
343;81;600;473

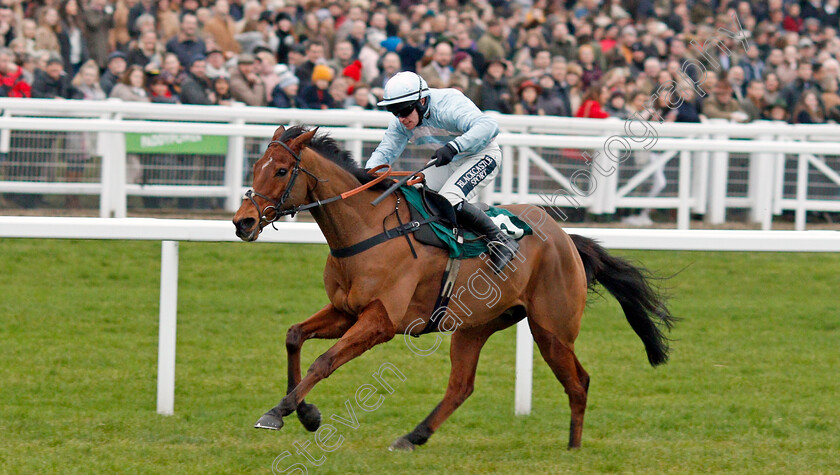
2;216;838;415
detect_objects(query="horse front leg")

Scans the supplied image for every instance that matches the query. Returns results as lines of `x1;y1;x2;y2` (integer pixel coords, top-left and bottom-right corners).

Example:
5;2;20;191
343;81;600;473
255;300;395;430
283;304;356;432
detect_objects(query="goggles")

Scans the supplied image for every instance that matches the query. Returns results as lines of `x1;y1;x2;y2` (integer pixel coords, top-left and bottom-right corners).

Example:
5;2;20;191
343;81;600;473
386;101;419;118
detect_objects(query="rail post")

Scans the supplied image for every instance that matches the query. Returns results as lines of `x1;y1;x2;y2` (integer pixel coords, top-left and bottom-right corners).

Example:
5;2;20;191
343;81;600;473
157;240;179;415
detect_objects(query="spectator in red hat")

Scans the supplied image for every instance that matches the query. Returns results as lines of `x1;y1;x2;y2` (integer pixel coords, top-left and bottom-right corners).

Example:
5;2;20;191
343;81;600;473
341;59;362;93
514;80;544;115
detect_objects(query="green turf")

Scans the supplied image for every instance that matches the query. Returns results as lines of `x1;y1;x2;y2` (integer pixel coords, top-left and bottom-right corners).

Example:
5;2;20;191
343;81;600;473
1;239;838;474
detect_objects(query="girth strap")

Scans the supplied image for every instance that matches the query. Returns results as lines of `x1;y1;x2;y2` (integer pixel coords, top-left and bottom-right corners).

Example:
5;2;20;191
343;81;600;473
330;216;439;258
416;257;462;335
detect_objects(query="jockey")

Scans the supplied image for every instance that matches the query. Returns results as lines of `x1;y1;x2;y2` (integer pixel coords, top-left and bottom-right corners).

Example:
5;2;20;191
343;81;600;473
366;71;519;273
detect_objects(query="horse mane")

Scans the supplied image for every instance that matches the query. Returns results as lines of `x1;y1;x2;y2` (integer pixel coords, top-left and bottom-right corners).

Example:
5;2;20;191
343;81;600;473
279;126;392;192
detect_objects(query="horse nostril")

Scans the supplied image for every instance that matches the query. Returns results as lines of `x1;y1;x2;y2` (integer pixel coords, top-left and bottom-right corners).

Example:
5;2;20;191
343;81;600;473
237;217;256;231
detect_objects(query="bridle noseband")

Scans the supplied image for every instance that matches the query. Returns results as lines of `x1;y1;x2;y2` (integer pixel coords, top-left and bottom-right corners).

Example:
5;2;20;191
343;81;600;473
244;139;323;225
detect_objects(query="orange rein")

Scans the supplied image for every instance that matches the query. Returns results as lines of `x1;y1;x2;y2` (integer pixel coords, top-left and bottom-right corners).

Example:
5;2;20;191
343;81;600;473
337;164;425;200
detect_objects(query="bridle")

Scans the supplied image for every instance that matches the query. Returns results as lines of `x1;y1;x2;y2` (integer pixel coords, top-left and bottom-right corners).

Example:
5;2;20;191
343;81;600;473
244;139;322;224
243;139;394;227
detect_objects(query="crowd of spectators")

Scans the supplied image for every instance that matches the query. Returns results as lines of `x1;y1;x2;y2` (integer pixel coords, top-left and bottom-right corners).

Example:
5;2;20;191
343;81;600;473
1;0;840;124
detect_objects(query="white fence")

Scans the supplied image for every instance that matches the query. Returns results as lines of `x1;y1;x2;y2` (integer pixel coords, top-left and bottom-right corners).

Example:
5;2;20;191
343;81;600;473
2;99;840;230
2;216;839;415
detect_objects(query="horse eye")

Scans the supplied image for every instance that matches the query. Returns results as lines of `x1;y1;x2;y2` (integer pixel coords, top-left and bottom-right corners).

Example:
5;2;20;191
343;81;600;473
276;168;288;177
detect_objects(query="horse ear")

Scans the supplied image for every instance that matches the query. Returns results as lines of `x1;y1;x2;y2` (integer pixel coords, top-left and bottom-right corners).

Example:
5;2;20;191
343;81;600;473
290;128;318;151
271;125;286;141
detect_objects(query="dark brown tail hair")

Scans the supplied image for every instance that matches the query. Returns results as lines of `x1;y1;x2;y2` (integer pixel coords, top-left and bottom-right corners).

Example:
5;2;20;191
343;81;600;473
571;234;677;366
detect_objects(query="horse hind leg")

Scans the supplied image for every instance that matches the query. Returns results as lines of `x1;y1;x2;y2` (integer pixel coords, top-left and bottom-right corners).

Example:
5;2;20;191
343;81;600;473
391;311;523;451
528;320;589;449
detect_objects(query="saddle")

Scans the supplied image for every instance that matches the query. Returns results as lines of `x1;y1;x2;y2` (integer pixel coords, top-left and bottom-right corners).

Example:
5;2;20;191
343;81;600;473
406;186;482;251
329;184;528;260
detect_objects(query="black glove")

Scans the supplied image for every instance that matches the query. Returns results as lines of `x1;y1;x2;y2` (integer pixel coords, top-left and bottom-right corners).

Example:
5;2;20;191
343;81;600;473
432;143;458;167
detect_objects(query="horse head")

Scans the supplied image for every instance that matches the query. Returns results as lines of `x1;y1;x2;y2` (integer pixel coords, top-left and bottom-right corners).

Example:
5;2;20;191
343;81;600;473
233;125;319;241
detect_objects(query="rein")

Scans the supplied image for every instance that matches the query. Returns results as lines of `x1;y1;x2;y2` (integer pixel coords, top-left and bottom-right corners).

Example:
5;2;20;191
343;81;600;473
244;140;395;225
246;137;431;258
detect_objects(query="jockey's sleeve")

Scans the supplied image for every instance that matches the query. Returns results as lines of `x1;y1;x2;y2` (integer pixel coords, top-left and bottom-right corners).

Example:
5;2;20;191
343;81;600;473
366;118;410;168
437;90;500;157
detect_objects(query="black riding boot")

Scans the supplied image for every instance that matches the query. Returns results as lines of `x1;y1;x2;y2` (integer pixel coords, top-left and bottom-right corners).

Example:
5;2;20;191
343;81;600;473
455;201;520;274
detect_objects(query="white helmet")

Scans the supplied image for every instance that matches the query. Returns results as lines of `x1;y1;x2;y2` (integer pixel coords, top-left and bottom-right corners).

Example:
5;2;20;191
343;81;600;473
377;71;430;112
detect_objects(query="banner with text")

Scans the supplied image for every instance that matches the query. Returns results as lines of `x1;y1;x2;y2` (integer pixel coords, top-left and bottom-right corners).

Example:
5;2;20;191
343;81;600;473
125;133;228;155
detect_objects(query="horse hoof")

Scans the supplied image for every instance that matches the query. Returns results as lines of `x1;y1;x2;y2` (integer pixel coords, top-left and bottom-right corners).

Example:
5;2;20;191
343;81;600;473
254;412;285;430
297;403;322;432
388;436;415;452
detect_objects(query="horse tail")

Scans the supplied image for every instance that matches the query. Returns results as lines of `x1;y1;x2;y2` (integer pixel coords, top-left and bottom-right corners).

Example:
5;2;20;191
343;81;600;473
570;234;676;366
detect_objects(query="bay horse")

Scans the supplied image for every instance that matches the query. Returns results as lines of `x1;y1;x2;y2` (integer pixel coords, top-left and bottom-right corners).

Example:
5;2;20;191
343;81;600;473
232;125;675;450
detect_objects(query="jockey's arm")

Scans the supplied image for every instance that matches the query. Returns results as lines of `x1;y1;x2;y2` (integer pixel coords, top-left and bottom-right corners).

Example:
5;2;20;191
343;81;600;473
366;119;411;168
438;91;500;159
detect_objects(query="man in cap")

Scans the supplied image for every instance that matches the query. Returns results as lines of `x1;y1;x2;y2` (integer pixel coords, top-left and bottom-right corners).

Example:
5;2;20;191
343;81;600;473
229;53;266;106
100;51;127;96
32;57;81;99
179;54;214;104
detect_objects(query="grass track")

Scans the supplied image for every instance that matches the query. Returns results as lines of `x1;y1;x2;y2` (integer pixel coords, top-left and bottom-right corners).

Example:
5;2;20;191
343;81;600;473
1;239;838;474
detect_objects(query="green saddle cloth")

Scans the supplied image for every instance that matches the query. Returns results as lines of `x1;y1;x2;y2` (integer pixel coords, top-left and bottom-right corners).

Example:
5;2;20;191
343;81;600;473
400;186;533;259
